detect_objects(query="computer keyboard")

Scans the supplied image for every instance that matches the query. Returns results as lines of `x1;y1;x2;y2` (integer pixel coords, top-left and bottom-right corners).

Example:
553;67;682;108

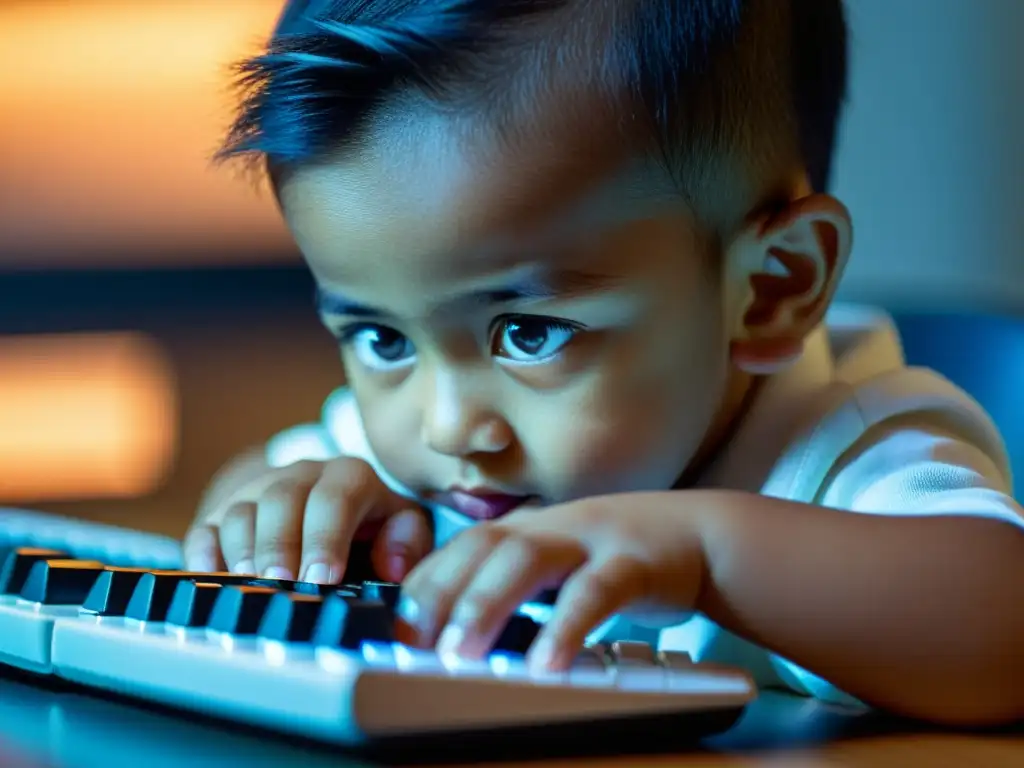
0;508;756;750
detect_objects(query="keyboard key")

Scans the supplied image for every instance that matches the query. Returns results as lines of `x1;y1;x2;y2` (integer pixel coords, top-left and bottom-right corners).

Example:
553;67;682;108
392;643;445;674
311;595;393;649
339;542;377;585
238;577;328;596
360;582;399;610
493;614;541;654
166;582;224;627
532;588;560;605
258;592;324;642
573;647;609;669
0;548;69;595
80;568;153;615
657;650;694;669
206;586;278;634
19;559;106;605
124;573;196;621
610;640;656;666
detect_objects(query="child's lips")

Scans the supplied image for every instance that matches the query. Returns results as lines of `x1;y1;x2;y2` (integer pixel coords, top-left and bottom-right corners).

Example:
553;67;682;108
433;489;534;521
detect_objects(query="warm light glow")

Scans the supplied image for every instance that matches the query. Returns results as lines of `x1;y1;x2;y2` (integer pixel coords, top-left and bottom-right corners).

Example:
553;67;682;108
0;0;293;267
0;332;178;501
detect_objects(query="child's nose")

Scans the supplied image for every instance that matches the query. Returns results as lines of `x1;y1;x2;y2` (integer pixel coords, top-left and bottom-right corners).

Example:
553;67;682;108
419;374;512;457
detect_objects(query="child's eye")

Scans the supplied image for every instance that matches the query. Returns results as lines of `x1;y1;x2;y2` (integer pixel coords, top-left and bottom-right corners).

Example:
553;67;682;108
492;315;580;363
340;324;416;370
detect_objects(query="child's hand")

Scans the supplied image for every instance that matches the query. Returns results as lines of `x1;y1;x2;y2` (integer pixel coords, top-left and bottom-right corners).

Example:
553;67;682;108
396;491;711;671
182;457;433;584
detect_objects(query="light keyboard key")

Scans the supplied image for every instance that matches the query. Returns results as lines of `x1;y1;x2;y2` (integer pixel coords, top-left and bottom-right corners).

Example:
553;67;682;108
611;640;657;666
657;649;695;669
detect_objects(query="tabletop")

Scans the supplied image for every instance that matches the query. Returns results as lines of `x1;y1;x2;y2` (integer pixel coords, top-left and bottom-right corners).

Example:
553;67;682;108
0;670;1021;768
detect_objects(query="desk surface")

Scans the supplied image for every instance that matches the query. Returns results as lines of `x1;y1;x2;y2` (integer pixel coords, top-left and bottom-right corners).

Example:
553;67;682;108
0;673;1021;768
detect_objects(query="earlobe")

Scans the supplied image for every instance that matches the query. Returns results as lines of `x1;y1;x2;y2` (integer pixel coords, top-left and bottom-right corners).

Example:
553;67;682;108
726;194;852;375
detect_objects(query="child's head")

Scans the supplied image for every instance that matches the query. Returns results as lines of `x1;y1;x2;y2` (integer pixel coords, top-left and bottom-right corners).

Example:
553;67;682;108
219;0;851;508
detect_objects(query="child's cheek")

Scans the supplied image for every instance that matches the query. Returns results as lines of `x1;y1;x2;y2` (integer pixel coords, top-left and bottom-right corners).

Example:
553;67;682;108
522;388;704;501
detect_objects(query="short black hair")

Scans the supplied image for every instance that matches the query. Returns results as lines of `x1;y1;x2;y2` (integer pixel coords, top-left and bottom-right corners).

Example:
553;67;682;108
218;0;847;215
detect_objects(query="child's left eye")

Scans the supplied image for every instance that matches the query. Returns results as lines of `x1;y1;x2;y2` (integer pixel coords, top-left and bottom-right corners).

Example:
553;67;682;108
492;316;580;363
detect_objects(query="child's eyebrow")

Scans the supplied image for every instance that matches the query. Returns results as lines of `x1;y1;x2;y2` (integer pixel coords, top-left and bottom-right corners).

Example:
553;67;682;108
315;269;620;318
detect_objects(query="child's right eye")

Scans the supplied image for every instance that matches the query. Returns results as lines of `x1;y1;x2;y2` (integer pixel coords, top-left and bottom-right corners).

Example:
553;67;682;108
340;324;416;370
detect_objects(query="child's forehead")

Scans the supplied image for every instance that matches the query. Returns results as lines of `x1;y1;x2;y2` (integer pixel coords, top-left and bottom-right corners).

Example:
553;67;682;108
279;104;680;273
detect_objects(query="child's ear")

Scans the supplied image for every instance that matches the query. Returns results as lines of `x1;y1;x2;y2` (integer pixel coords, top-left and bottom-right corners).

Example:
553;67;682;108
724;194;852;375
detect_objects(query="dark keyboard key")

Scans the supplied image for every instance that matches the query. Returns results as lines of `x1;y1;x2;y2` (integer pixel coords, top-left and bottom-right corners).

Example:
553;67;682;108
166;581;224;627
242;577;333;596
81;568;154;615
311;595;394;649
0;548;69;595
360;582;400;610
532;588;559;605
206;586;277;634
178;572;333;597
493;614;542;654
125;572;196;621
340;542;377;585
19;559;106;605
258;592;324;642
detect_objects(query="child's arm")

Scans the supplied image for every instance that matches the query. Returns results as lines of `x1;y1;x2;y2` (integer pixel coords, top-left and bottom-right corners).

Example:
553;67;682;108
398;490;1024;727
696;492;1024;725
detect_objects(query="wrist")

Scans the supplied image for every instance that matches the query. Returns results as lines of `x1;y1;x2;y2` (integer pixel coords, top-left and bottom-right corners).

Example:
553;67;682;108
688;490;745;617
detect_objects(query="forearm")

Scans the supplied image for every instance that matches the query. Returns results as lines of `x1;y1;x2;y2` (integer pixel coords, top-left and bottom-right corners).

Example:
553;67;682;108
696;492;1024;725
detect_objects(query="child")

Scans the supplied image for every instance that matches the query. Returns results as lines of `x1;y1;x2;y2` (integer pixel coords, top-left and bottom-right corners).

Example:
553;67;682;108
184;0;1024;725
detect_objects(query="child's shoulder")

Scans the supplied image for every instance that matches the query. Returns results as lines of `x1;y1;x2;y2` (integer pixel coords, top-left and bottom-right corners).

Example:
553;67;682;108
704;304;1016;515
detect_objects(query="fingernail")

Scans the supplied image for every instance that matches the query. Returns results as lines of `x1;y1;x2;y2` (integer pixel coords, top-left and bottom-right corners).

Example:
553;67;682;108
232;559;255;575
262;566;293;580
395;595;421;625
386;553;410;579
189;555;217;574
527;637;556;673
304;562;333;584
436;624;465;657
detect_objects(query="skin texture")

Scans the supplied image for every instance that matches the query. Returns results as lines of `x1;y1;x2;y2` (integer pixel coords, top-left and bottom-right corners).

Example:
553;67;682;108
183;90;1024;726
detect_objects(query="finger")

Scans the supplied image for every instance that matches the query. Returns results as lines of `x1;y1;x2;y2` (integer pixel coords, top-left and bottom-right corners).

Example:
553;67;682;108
253;476;314;580
527;555;647;672
219;501;257;574
182;523;224;573
437;537;584;660
397;524;508;646
371;507;434;582
299;459;393;584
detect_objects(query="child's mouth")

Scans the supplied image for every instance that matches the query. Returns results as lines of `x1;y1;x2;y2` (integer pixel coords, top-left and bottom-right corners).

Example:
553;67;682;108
433;488;534;521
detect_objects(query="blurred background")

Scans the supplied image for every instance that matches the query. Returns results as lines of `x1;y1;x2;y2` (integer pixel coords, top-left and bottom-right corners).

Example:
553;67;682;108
0;0;1021;537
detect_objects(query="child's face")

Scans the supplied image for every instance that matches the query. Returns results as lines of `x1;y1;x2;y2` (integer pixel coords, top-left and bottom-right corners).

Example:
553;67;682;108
278;107;772;516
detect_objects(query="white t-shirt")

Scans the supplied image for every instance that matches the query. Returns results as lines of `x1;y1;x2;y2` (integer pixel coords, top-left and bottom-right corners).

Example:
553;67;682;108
266;304;1023;704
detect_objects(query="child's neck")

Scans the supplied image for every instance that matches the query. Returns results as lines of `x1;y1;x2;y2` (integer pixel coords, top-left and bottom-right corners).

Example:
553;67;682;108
674;370;759;489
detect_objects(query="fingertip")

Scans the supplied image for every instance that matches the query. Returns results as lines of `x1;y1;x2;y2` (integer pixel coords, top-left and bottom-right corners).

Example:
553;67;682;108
182;525;222;573
371;545;415;582
372;508;433;581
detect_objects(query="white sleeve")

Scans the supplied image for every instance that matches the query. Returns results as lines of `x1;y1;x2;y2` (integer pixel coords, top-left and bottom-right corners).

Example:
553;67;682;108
820;426;1021;525
265;424;340;468
264;388;349;468
767;425;1023;705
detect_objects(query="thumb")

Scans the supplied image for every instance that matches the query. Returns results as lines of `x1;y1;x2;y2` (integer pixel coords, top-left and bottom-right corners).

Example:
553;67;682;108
371;506;434;582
